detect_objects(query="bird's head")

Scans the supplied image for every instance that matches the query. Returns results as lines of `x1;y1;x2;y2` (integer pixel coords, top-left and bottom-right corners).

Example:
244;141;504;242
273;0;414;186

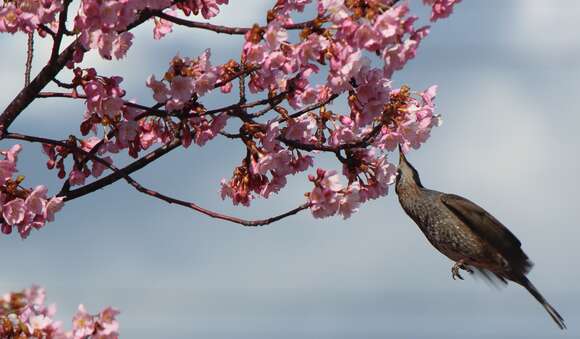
396;145;423;191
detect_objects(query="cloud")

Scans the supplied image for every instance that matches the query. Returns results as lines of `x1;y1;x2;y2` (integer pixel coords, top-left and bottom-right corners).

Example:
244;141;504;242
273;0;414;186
511;0;580;59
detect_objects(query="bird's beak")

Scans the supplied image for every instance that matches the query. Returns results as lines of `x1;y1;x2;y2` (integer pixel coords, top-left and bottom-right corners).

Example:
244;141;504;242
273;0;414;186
398;144;407;165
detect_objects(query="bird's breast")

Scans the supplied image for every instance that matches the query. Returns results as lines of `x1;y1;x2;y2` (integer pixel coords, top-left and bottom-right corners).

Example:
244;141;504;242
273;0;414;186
398;189;489;262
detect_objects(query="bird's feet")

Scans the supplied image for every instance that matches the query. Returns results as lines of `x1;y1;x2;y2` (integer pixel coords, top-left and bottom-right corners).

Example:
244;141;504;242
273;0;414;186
451;260;474;280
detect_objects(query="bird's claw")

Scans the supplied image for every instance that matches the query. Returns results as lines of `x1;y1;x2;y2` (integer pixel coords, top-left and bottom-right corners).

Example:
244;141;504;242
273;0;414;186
451;261;473;281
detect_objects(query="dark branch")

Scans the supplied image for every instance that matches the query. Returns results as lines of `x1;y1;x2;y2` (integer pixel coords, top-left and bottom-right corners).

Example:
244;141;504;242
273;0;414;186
278;124;383;152
154;11;319;35
5;132;308;227
25;32;34;86
279;93;339;122
50;0;73;63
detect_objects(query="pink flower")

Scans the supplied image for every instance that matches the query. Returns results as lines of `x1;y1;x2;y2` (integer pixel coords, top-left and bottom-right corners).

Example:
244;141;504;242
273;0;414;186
95;306;120;337
259;173;287;198
275;0;312;14
338;182;361;219
117;120;138;147
296;34;329;65
353;24;382;51
220;178;252;207
170;75;195;103
328;47;370;92
112;32;133;59
27;314;52;333
195;71;218;96
374;127;403;151
0;1;62;34
72;304;95;338
383;26;430;78
153;12;174;39
179;0;229;19
243;41;268;65
146;75;170;103
320;0;349;23
0;144;22;184
0;158;17;185
264;21;288;50
373;3;408;42
3;198;26;225
43;197;64;222
25;185;48;215
309;187;340;219
395;85;442;151
308;169;343;218
193;113;228;146
330;116;357;147
423;0;461;22
284;114;317;143
353;66;391;125
6;144;21;163
68;169;87;186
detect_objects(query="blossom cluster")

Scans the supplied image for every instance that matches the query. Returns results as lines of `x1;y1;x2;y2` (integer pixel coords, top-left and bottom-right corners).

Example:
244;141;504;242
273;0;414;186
72;0;230;61
146;50;222;112
73;0;168;60
0;145;64;239
0;0;62;34
0;286;119;338
220;119;315;206
0;0;459;239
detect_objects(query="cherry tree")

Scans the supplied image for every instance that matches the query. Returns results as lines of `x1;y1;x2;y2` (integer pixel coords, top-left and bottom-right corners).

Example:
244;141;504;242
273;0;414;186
0;0;459;337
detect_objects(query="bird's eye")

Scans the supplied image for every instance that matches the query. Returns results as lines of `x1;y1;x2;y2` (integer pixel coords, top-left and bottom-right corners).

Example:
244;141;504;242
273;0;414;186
396;169;402;178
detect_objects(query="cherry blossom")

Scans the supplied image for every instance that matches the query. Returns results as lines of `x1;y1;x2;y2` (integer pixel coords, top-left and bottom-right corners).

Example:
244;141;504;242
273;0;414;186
423;0;462;22
0;146;64;239
0;286;119;338
0;0;62;34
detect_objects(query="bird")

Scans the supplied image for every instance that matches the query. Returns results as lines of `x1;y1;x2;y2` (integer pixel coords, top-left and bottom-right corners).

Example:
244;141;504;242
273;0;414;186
395;146;566;329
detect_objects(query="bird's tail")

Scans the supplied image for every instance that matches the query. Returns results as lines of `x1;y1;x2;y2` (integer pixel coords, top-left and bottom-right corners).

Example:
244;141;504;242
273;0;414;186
519;276;566;329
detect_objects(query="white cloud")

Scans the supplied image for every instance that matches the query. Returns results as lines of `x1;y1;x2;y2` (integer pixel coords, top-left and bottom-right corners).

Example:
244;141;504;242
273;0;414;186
511;0;580;58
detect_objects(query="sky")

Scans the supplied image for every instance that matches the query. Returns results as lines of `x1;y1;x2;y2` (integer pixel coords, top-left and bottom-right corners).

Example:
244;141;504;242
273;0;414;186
0;1;578;338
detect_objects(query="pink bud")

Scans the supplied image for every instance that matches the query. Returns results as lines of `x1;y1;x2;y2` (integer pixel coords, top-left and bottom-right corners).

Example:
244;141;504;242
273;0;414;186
1;223;12;235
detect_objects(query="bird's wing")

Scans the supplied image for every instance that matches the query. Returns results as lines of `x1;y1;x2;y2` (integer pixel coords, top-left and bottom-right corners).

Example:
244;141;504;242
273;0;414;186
440;193;522;254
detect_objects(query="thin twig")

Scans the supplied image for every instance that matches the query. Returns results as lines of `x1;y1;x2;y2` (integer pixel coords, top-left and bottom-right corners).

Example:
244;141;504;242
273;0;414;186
279;93;339;122
38;25;56;38
37;92;169;117
155;11;318;35
5;132;309;227
25;32;34;86
52;78;75;89
278;123;383;152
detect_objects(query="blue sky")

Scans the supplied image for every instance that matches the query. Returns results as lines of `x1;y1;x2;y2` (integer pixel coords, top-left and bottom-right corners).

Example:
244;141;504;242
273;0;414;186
0;1;578;338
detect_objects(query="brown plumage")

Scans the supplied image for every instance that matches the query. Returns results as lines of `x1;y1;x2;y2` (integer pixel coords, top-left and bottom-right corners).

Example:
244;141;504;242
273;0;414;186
395;147;565;329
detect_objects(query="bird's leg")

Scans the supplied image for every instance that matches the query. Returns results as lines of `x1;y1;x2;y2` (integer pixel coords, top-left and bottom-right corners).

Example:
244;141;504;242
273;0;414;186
451;259;474;280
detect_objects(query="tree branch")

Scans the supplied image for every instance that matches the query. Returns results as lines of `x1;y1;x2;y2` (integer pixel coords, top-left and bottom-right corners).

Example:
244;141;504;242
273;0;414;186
50;0;72;63
4;132;309;227
279;93;339;122
25;32;34;86
37;92;169;117
278;123;383;152
154;11;319;35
